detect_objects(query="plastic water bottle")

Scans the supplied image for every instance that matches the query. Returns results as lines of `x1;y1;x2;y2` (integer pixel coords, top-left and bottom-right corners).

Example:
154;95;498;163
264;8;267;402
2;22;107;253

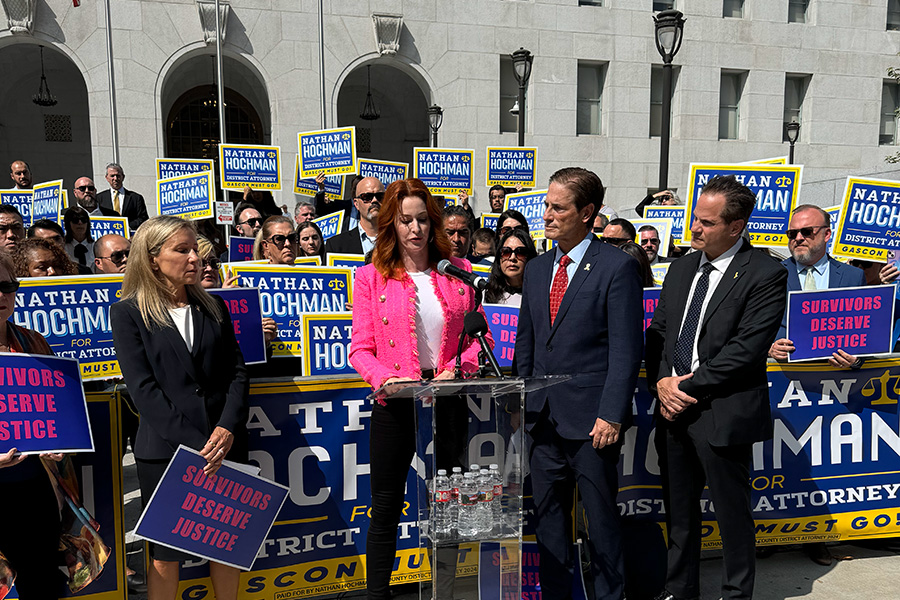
478;468;493;536
457;472;479;537
504;460;522;533
489;464;502;534
432;469;451;539
449;467;463;537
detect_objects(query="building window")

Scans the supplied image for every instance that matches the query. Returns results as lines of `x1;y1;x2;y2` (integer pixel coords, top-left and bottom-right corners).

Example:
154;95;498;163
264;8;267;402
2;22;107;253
653;1;675;11
723;0;744;18
577;61;605;135
788;0;809;23
500;56;519;134
579;0;603;5
650;65;679;137
783;74;809;142
889;0;900;31
719;71;745;140
880;82;900;145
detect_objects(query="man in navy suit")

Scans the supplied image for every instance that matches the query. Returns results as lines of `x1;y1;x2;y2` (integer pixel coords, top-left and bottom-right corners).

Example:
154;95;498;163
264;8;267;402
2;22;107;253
515;167;644;600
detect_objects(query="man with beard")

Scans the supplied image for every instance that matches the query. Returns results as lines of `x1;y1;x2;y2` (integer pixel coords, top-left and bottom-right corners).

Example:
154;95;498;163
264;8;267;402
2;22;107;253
9;160;32;189
325;176;384;255
73;177;121;217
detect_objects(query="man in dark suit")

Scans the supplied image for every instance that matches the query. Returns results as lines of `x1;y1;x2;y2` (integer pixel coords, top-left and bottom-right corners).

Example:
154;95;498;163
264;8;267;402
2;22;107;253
515;167;644;600
646;175;788;600
73;177;120;217
97;163;149;230
639;224;672;265
325;176;384;255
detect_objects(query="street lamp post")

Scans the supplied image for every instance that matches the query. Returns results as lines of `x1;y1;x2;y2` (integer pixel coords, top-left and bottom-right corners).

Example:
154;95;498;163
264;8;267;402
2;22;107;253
511;48;534;147
428;104;443;147
785;121;800;164
653;9;685;191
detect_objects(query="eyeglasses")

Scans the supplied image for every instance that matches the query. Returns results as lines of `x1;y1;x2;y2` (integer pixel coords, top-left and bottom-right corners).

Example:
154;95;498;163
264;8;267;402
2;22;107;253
267;233;299;246
0;280;20;294
592;226;605;233
500;246;529;259
0;223;25;235
498;225;526;236
69;216;89;225
237;217;263;228
356;192;385;204
98;249;129;264
786;225;827;240
76;185;96;192
640;238;660;246
202;257;221;270
601;237;630;246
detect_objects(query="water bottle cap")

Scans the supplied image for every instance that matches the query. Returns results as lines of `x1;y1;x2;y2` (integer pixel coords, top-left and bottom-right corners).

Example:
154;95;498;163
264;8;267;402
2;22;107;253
452;467;462;473
470;464;479;470
490;463;499;469
480;468;489;473
464;472;474;478
437;469;447;475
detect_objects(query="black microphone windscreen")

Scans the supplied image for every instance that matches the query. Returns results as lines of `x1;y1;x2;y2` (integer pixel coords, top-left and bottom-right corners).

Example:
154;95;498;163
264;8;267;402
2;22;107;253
464;311;489;337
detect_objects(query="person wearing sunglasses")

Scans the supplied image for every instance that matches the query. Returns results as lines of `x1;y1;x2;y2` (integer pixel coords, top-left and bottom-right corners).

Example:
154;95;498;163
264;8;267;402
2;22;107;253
601;218;636;247
493;209;530;245
63;206;97;267
233;202;264;239
638;224;670;266
93;234;131;275
325;176;385;255
485;228;537;307
72;176;120;217
254;215;300;265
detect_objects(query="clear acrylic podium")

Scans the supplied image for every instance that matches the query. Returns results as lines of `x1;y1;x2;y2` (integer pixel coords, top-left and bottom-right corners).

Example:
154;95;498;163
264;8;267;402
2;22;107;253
372;376;569;600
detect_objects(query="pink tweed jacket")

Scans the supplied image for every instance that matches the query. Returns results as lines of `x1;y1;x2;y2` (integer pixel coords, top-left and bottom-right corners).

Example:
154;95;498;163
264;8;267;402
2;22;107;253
349;257;491;390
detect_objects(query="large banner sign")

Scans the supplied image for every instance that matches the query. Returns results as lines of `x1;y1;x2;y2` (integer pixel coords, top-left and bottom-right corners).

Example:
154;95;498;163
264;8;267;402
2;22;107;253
220;144;282;191
504;190;548;239
300;313;353;376
644;206;686;246
358;158;408;186
313;211;344;241
485;147;537;188
685;164;802;248
832;177;900;261
786;285;896;362
413;148;474;196
298;127;357;178
87;216;130;240
483;304;518;368
32;179;64;223
13;275;123;380
294;157;344;200
0;353;93;455
208;287;268;365
157;158;215;180
227;265;353;357
157;171;215;220
229;236;256;263
1;189;33;226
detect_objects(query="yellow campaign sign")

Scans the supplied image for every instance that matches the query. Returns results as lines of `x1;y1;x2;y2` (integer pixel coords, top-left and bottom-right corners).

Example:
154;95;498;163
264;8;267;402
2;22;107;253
743;156;788;165
298;127;358;178
156;171;215;220
830;176;896;262
220;143;282;190
485;146;537;188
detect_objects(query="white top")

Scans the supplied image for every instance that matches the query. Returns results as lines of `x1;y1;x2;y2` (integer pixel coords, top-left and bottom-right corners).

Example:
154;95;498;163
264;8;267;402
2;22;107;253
65;239;94;266
495;291;522;308
410;270;444;370
168;305;194;351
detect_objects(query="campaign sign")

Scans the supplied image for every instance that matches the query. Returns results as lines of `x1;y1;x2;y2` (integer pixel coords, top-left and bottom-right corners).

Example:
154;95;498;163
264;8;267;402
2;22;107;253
0;353;93;455
504;189;548;239
643;287;661;333
485;147;537;187
208;288;267;365
413;148;474;196
220;144;282;190
156;158;215;180
481;213;500;231
134;445;289;570
632;217;673;255
478;542;588;600
786;285;896;362
31;179;64;223
229;236;256;263
12;275;124;380
87;216;130;240
358;158;408;186
294;257;322;266
651;263;670;286
157;171;215;220
327;253;366;272
685;164;802;248
313;210;344;241
644;205;686;245
832;177;900;261
300;313;353;376
744;156;788;165
293;156;344;200
471;262;492;275
825;205;841;256
226;265;353;357
483;304;518;368
0;189;33;226
298;127;357;178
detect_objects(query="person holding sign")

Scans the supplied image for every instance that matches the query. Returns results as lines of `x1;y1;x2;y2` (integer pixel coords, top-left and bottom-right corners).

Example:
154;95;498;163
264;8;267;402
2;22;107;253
110;216;248;600
349;178;490;600
253;216;300;265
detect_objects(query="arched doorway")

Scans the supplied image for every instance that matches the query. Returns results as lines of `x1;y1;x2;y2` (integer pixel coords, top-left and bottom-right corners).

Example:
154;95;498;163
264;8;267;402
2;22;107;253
336;63;429;165
0;42;91;191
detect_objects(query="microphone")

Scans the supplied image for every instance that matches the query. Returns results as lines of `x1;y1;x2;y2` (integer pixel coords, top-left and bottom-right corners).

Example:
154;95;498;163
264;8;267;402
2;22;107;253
464;312;503;378
437;259;488;291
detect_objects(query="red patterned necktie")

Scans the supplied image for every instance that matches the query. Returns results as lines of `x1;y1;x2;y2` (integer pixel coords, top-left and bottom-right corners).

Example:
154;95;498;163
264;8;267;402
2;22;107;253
549;255;572;325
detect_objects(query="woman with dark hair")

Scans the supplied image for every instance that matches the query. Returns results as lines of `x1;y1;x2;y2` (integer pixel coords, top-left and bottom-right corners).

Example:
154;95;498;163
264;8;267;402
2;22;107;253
618;241;655;288
349;178;490;600
12;237;79;277
494;209;529;242
485;228;537;306
296;220;326;261
63;206;94;267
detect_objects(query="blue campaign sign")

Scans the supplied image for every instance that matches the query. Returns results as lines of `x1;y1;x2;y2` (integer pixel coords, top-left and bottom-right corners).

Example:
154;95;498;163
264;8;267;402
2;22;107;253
1;189;33;226
220;144;282;191
478;542;587;600
86;216;130;240
358;158;408;186
825;205;841;256
228;236;256;262
156;158;215;180
504;189;547;238
643;287;661;333
13;275;124;380
644;205;687;245
227;265;353;357
293;156;344;200
485;146;537;187
301;313;353;376
313;210;344;241
208;288;267;365
651;263;669;287
413;148;474;196
786;285;896;362
134;445;289;571
0;353;93;455
31;179;64;223
480;213;499;231
483;304;518;367
832;177;900;261
298;127;357;178
685;164;802;248
156;171;215;220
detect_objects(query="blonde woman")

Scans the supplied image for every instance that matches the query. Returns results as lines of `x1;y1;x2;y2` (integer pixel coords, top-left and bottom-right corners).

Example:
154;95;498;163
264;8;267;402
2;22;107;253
252;215;298;264
110;216;248;600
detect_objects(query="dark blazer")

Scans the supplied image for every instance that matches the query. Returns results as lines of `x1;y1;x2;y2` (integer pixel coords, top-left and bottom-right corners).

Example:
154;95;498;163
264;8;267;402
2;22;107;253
98;188;149;230
646;239;788;446
515;235;644;438
315;191;355;233
110;296;249;460
777;255;866;338
325;226;365;255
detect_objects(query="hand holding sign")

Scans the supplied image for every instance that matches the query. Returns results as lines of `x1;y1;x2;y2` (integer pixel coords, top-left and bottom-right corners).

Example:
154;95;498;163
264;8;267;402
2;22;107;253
200;426;235;476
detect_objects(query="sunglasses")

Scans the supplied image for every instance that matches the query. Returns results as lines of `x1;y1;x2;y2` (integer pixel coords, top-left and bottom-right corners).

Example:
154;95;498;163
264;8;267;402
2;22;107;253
69;216;89;225
498;225;526;236
0;223;25;235
500;246;529;259
76;185;96;192
601;236;630;246
238;217;263;228
356;192;385;204
0;280;20;294
98;249;129;264
786;225;826;240
640;238;660;245
267;233;299;246
202;257;221;270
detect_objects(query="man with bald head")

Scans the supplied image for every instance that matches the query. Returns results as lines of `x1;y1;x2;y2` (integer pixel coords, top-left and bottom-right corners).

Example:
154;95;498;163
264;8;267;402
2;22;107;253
9;160;32;189
93;234;131;274
73;177;120;216
325;176;385;255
